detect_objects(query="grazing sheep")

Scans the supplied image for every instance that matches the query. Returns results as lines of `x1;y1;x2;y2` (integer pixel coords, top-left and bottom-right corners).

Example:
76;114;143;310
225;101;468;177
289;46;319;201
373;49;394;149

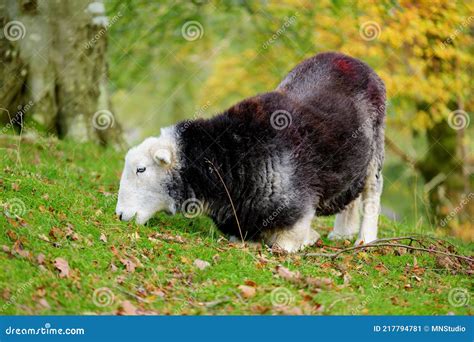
116;52;386;252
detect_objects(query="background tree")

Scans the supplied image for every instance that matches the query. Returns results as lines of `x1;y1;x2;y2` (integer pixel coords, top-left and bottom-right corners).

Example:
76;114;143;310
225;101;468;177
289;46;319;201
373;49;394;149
0;0;123;146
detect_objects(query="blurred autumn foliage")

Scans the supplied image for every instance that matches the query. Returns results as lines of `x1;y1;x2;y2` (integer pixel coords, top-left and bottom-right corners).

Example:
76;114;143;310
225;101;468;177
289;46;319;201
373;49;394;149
106;0;472;239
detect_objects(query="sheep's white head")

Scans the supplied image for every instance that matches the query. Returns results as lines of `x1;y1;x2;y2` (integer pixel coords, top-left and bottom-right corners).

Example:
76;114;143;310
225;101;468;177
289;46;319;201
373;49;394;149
116;127;178;224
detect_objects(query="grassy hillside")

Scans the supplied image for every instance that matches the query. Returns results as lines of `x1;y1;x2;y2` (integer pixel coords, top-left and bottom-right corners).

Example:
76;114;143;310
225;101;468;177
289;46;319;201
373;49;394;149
0;136;472;315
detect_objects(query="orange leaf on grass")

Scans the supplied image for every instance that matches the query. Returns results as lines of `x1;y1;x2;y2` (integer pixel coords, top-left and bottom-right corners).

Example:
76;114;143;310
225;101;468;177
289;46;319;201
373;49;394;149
54;257;70;278
193;259;210;270
276;265;300;282
238;285;256;298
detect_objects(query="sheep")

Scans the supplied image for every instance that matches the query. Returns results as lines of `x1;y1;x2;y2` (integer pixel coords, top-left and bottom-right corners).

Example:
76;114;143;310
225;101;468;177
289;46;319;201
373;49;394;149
116;52;386;253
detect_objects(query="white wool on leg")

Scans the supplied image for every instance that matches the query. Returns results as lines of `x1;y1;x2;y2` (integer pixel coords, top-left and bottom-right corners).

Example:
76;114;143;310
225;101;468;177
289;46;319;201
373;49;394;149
329;195;361;240
266;209;320;253
356;159;383;245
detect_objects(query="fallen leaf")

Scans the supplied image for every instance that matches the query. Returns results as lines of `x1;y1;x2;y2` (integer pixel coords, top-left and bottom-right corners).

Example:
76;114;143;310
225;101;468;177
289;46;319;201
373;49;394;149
149;232;185;244
276;265;300;281
120;258;136;273
110;245;120;257
193;259;210;270
6;230;17;241
180;256;191;264
395;247;407;255
38;298;51;309
305;277;333;288
37;253;45;265
100;233;107;243
6;217;19;228
238;285;256;298
257;254;271;264
152;289;166;298
435;255;456;272
357;251;370;261
49;227;64;240
374;263;388;274
343;273;352;285
38;234;50;242
250;304;270;314
36;287;46;297
117;300;137;315
54;257;70;278
212;254;221;263
244;280;257;287
65;224;79;241
13;241;30;258
412;265;426;276
128;231;140;241
275;306;303;315
2;289;11;300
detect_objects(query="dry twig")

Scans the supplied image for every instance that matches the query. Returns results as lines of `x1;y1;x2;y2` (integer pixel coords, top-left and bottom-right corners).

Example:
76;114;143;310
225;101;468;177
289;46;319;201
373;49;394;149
302;236;473;263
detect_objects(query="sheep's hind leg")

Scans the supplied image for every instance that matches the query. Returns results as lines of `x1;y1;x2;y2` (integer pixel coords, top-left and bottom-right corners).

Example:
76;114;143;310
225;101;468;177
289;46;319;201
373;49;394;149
355;159;383;245
328;196;361;240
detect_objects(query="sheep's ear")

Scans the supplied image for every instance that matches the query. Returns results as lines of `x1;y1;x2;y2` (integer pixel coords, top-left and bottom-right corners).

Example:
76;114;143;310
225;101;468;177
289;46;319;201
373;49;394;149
152;147;172;166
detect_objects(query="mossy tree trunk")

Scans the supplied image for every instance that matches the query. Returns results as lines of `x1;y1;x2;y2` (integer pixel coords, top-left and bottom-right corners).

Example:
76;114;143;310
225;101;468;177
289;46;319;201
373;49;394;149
417;116;473;238
0;0;123;147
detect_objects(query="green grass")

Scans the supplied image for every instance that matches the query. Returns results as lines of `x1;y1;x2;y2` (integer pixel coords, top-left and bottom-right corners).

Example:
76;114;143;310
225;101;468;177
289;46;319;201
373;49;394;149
0;136;472;315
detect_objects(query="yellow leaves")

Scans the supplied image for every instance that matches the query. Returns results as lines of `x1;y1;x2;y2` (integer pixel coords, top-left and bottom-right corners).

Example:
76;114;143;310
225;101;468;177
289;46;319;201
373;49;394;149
430;103;458;125
413;111;432;131
382;27;404;49
198;0;472;133
242;49;257;60
413;43;425;56
271;0;307;9
201;50;280;108
357;252;370;262
201;58;243;104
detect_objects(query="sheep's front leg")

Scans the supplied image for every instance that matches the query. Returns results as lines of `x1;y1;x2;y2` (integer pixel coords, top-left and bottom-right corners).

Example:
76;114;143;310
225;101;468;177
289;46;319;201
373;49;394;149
266;210;320;253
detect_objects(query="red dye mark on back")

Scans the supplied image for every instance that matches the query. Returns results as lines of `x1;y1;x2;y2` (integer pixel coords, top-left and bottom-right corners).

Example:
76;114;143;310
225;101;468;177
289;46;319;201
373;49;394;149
334;58;353;74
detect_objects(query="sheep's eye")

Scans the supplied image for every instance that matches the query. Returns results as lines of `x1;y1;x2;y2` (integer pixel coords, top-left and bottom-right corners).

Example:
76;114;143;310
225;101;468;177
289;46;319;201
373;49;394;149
136;167;146;174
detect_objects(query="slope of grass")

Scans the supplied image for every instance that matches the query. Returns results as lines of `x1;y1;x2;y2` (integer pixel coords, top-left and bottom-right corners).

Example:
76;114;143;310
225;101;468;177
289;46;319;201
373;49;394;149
0;136;472;315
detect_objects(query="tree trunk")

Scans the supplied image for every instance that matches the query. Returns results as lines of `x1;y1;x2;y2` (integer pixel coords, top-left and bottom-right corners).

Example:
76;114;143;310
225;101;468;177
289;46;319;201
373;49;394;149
0;0;124;147
418;119;473;239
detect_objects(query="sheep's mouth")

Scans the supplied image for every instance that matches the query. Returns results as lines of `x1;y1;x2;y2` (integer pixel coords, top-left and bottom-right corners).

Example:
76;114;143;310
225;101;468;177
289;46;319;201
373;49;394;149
117;211;135;222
